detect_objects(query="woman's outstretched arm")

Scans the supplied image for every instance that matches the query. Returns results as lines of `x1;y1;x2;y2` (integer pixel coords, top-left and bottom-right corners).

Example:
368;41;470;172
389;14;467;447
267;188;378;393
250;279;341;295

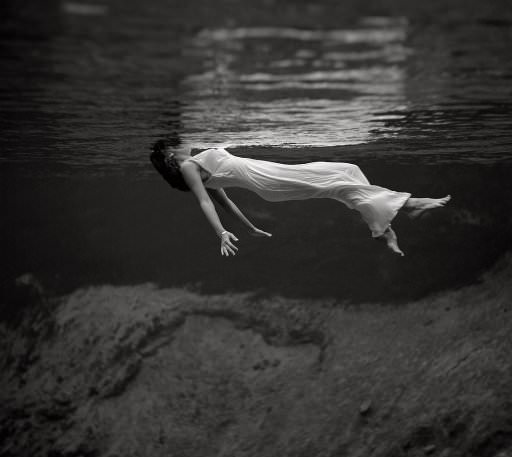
208;188;272;237
181;162;239;256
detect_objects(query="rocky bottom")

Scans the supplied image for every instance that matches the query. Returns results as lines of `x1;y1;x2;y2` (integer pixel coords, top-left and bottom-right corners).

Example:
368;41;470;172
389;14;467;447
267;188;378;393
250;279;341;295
1;254;511;457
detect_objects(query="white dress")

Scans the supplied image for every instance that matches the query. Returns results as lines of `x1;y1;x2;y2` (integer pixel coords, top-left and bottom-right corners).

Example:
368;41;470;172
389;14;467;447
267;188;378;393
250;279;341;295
187;148;411;238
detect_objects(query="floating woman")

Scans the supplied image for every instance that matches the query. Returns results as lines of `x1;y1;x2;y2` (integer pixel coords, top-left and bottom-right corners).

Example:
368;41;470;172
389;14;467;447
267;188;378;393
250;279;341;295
150;138;450;257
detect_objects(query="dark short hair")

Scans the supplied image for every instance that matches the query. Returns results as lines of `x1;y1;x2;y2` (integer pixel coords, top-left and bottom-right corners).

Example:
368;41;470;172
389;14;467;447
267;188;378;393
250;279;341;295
149;139;190;192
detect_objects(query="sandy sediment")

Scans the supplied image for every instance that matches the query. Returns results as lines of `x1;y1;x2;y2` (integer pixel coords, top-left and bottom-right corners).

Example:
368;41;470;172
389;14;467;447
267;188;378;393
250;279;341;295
0;255;511;457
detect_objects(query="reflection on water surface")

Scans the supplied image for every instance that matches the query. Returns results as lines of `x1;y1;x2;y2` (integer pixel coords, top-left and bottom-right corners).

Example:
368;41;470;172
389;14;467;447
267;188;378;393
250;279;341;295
183;22;408;148
1;1;511;170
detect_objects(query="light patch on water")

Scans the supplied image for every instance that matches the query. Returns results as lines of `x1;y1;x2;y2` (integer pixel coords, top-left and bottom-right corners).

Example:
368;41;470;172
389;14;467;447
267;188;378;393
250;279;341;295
359;16;409;27
323;44;413;63
183;98;406;149
195;27;406;44
181;21;409;148
237;67;403;83
62;2;108;16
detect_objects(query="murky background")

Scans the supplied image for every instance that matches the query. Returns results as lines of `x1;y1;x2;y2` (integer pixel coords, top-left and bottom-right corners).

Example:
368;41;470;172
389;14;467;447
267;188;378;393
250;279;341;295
1;0;512;302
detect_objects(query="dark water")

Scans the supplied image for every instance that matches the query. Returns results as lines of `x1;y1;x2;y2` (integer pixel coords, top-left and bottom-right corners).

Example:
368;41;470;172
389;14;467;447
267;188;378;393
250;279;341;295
1;0;512;302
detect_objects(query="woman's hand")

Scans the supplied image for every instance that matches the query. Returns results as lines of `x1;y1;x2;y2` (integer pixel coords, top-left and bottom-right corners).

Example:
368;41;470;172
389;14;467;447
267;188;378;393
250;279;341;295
248;227;272;238
220;231;239;256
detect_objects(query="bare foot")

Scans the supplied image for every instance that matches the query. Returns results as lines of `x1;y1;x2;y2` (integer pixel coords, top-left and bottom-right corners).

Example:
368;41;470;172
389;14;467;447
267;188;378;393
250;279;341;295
377;226;405;256
406;195;451;219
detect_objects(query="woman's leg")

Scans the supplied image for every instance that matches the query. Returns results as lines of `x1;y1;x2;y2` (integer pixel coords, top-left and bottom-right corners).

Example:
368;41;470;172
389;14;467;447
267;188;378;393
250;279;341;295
403;195;451;218
376;226;404;256
374;195;451;256
321;165;450;255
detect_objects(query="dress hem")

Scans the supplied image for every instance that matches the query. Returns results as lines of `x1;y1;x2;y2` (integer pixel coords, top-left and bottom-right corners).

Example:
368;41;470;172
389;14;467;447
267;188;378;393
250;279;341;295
370;192;411;238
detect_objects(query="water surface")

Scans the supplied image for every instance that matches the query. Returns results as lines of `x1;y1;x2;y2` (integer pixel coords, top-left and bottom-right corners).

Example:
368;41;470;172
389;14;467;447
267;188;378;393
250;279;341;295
1;0;512;302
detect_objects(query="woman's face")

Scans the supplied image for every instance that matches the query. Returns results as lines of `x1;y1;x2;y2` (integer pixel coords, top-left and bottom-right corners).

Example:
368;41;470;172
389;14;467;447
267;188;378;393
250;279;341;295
170;144;192;157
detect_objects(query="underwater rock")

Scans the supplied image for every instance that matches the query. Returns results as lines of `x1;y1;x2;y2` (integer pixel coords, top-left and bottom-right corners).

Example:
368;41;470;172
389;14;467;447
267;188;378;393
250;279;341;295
423;444;437;454
359;399;372;416
0;254;511;457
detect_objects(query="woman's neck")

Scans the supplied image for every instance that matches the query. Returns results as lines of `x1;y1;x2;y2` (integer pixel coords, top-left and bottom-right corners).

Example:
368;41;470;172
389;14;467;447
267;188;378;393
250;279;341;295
172;145;192;165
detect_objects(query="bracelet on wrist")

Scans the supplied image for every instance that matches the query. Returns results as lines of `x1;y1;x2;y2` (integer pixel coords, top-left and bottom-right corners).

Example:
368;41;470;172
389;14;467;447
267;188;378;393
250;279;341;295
220;230;228;237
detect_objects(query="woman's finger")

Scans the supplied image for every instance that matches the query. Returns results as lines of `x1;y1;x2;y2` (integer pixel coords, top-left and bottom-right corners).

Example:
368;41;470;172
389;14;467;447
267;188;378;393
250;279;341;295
251;229;272;237
220;231;239;256
221;242;233;256
226;241;238;250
